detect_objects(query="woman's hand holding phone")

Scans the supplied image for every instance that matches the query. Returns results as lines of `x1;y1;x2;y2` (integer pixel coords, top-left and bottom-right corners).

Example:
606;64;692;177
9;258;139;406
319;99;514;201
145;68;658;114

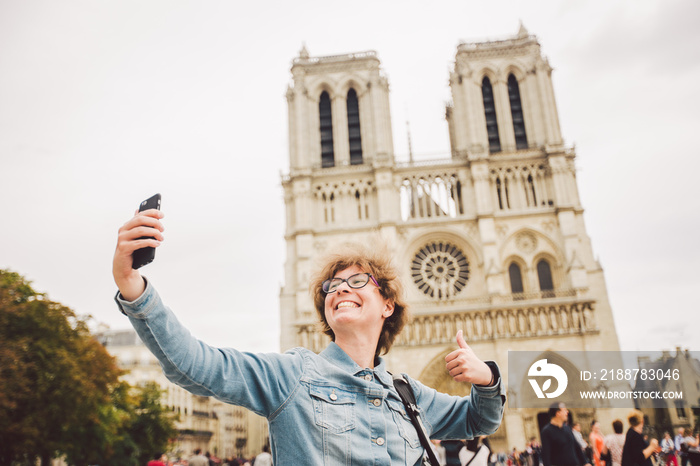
113;205;165;302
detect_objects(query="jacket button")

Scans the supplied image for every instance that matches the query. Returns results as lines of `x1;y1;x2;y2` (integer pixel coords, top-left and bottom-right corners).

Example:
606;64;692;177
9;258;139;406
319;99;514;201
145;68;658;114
364;374;372;381
373;398;381;407
330;393;337;401
376;437;385;446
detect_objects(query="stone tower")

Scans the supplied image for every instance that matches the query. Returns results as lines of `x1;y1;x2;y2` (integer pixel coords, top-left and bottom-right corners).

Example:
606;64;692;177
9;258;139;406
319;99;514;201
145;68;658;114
280;28;627;450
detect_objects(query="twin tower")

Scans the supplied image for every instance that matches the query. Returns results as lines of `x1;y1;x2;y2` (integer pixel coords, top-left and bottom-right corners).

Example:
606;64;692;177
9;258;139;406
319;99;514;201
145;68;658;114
280;26;625;449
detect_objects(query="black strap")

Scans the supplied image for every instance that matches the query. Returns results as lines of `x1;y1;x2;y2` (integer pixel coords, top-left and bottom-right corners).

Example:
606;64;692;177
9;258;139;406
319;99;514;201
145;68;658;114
464;444;486;466
392;373;441;466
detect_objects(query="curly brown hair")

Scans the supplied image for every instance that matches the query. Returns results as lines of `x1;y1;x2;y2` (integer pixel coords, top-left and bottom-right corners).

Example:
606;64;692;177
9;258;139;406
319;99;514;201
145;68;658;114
309;242;410;359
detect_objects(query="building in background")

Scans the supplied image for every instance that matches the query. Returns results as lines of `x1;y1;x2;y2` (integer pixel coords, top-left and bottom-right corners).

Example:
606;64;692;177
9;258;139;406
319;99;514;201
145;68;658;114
279;25;630;451
635;348;700;436
98;329;268;460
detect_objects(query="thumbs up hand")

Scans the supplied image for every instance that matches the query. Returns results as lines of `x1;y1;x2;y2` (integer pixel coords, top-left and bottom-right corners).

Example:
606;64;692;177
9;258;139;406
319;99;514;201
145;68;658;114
445;330;493;386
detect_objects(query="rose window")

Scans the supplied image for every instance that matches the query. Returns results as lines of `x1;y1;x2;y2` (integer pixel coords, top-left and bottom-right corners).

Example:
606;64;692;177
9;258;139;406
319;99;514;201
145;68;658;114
411;242;469;300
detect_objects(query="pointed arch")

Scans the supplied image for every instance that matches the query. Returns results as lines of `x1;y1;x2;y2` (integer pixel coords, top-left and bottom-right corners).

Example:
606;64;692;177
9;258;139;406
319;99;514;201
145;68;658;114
536;258;554;297
508;74;528;150
347;88;363;165
319;91;334;168
482;76;501;153
508;262;524;295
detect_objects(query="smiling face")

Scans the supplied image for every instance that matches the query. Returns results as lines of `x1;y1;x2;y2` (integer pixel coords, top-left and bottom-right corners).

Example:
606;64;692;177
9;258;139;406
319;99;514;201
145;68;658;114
323;265;394;340
310;244;410;358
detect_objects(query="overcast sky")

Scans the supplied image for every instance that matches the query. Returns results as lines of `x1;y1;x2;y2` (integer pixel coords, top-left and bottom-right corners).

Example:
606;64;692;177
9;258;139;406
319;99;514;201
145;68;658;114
1;0;698;355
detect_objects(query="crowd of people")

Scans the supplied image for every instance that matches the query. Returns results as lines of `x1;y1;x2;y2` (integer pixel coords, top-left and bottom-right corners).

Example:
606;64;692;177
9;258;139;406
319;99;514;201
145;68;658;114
455;404;700;466
140;406;700;466
145;447;272;466
538;403;700;466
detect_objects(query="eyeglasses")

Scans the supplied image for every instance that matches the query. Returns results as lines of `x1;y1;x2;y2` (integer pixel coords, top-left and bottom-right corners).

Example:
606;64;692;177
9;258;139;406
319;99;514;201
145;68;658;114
322;273;380;294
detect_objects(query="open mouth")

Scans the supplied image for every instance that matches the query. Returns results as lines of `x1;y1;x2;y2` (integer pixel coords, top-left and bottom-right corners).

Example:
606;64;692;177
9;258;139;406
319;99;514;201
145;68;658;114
336;301;360;310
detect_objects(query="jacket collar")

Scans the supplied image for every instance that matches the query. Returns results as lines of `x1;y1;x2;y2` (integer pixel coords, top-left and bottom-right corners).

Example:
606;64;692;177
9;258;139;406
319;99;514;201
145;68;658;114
319;342;393;388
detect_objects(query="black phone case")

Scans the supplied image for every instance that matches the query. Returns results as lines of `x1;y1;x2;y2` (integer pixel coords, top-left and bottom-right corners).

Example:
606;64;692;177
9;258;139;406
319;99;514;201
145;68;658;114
132;193;161;269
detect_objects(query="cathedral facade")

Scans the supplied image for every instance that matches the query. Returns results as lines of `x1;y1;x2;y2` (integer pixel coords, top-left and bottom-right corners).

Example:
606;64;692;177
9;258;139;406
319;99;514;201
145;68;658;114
279;27;628;451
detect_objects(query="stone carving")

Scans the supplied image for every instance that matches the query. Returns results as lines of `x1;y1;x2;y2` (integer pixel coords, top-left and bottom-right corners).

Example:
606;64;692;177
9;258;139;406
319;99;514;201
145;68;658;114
517;311;527;335
297;300;597;350
528;310;537;334
516;231;537;253
538;308;549;334
583;303;595;329
496;312;506;336
559;305;569;330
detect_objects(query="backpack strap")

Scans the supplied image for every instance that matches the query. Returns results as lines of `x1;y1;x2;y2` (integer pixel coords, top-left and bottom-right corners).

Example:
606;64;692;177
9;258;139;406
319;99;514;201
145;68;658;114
464;444;486;466
392;373;441;466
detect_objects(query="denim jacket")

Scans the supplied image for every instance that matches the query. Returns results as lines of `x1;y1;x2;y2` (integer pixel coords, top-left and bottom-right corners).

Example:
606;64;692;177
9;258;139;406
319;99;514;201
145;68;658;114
115;279;505;466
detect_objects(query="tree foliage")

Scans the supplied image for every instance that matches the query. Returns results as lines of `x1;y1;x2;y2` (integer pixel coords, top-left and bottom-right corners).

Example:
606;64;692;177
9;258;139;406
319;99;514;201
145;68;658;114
0;270;177;466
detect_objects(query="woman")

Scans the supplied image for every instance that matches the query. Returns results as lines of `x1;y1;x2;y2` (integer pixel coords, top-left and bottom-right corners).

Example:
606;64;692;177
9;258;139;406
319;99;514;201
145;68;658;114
602;419;625;466
661;432;678;466
686;432;700;466
620;410;659;466
112;208;505;465
590;420;606;466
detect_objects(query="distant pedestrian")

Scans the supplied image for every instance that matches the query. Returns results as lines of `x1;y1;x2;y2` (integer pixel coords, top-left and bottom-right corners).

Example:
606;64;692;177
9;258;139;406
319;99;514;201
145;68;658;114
460;437;491;466
620;409;658;466
590;420;606;466
684;432;700;466
443;440;465;466
677;429;689;466
528;438;541;466
254;445;272;466
148;453;167;466
189;449;209;466
603;419;625;466
661;432;679;466
573;423;590;459
540;402;590;466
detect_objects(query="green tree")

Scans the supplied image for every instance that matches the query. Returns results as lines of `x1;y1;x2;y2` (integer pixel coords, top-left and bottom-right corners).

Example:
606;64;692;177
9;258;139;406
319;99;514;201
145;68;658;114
65;380;178;466
0;270;177;465
127;382;179;465
0;269;122;465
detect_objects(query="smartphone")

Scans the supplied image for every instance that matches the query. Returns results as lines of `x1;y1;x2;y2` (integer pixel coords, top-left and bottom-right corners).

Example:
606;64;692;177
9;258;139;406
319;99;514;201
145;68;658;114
132;193;162;269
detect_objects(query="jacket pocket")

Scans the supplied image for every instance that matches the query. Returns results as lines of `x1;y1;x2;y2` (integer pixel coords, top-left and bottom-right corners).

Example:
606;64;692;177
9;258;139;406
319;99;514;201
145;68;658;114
387;399;422;449
309;385;357;433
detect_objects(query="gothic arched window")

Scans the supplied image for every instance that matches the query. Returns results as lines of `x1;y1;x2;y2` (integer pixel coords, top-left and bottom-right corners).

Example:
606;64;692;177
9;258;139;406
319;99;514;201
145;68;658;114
509;262;524;295
347;88;363;165
508;74;528;150
319;91;334;168
482;76;501;153
537;259;554;297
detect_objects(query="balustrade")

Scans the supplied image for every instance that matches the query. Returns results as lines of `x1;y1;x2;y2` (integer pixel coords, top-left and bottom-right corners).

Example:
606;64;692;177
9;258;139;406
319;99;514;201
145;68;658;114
296;300;596;352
